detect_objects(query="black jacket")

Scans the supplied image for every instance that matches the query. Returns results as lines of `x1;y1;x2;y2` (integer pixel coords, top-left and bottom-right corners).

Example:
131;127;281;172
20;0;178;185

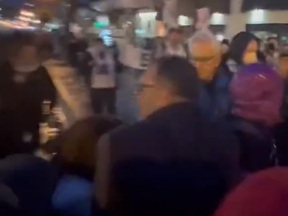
0;62;57;158
96;102;240;216
229;116;274;173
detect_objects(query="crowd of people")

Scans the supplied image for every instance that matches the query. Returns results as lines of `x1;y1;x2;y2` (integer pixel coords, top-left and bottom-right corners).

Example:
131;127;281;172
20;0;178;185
0;27;288;216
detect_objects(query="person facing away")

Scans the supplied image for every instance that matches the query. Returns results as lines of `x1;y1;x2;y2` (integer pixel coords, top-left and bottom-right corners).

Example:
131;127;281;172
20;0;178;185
214;167;288;216
95;56;240;216
226;32;262;73
189;30;233;121
279;52;288;121
229;63;283;172
152;27;189;60
86;37;117;115
274;52;288;166
0;33;57;158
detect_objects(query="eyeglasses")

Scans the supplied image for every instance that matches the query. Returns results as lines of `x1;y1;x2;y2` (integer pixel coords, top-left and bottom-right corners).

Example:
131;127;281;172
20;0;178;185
135;83;155;95
191;55;216;63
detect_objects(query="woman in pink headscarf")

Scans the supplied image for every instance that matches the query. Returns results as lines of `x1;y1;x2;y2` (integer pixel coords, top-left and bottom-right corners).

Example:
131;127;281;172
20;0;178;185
229;63;283;173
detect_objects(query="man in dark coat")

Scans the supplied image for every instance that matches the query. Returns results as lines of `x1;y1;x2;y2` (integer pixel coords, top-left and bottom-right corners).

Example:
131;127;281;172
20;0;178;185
0;34;57;158
95;56;240;216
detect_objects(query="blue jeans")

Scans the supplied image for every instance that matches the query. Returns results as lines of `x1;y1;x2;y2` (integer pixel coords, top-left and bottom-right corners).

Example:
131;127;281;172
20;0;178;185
116;68;144;124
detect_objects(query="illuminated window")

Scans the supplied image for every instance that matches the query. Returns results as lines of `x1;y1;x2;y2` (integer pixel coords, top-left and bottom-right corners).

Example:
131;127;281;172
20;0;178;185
216;34;224;41
250;9;264;24
178;15;192;26
210;13;225;25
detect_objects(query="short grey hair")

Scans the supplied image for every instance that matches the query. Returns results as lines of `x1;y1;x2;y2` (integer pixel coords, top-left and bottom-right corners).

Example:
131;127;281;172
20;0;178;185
188;30;220;52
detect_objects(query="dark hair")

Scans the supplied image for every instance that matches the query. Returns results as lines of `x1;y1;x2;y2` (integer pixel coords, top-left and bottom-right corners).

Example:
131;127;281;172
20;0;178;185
267;37;277;42
45;115;124;180
9;33;36;57
168;28;183;35
279;52;288;59
155;56;200;102
94;37;104;44
266;43;276;53
221;39;229;46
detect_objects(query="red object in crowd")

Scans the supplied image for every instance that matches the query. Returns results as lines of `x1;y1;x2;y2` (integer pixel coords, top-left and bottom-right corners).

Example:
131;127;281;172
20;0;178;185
214;167;288;216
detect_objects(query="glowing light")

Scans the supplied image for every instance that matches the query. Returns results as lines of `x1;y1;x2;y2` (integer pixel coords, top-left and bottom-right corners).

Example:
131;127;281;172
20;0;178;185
18;16;32;22
20;10;35;17
216;34;224;41
250;9;264;23
211;12;225;25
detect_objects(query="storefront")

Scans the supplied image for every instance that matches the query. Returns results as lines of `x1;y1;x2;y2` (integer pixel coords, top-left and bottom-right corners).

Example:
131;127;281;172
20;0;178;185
246;24;288;43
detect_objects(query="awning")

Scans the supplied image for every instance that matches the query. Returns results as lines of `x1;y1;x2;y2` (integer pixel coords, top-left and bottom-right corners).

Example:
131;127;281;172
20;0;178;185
242;0;288;12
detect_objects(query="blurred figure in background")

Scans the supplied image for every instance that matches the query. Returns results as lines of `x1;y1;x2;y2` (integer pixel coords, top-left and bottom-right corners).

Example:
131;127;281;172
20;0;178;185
152;28;189;60
221;39;230;55
267;37;279;51
189;30;233;121
278;52;288;78
67;33;88;73
87;38;116;115
265;42;277;68
229;63;283;172
0;155;59;216
41;40;93;133
0;33;57;158
227;32;260;73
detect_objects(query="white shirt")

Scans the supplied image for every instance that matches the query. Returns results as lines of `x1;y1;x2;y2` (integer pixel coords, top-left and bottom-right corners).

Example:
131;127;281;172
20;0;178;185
165;42;187;58
88;47;116;89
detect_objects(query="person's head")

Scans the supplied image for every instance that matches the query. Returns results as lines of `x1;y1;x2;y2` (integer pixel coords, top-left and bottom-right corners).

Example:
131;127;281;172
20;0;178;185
45;116;123;176
230;63;283;126
189;30;221;82
221;39;229;54
268;37;279;50
266;42;276;56
167;28;184;46
92;37;105;50
229;32;259;65
278;53;288;78
10;34;39;67
138;56;200;118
